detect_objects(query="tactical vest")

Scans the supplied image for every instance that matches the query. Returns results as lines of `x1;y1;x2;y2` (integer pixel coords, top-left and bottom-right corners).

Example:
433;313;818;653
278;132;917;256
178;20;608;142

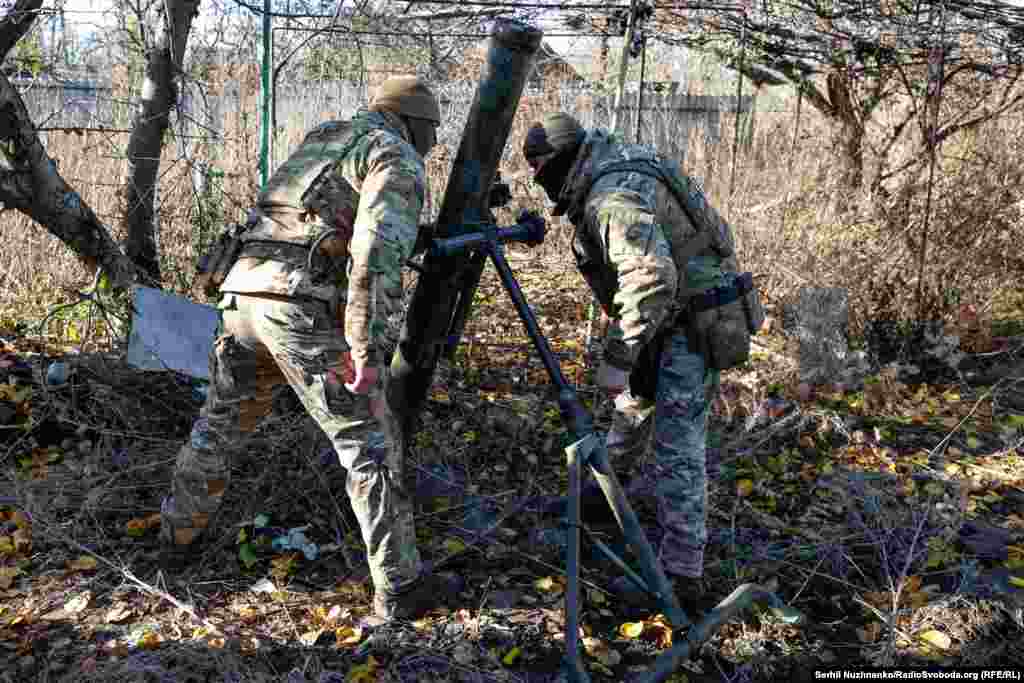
581;158;764;371
250;119;372;246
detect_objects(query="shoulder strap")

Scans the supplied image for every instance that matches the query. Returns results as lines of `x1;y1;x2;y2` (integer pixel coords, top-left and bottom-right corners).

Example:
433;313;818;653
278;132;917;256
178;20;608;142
583;158;714;291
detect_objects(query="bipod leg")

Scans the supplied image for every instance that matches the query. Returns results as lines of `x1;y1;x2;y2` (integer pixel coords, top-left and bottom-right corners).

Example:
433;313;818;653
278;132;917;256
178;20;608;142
484;242;688;678
563;437;590;682
587;442;689;628
631;583;800;683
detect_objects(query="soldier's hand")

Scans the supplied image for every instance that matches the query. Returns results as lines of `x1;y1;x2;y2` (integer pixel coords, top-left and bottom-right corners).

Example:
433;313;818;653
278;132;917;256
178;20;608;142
344;358;379;395
595;361;628;397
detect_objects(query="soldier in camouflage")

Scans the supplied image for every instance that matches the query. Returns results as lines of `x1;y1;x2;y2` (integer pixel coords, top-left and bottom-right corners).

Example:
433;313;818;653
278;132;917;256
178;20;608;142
161;76;460;620
523;113;733;614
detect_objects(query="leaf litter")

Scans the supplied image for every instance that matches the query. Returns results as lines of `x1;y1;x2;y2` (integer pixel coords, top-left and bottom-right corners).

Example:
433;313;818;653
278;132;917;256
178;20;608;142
0;263;1022;680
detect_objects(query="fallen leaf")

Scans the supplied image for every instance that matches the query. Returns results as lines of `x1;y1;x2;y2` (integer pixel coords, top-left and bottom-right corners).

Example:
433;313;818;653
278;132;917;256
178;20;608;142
769;606;806;625
619;621;644;639
125;519;148;537
502;646;521;666
644;615;674;649
919;629;951;650
534;576;562;594
857;622;882;643
0;567;20;589
238;543;259;569
299;628;324;646
443;537;467;554
67;556;98;572
736;479;754;498
347;655;379;682
137;631;163;650
335;625;363;646
64;591;91;614
105;603;134;623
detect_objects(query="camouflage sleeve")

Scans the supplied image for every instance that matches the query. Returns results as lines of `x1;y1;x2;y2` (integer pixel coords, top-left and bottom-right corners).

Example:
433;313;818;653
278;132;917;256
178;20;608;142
343;133;425;366
588;187;678;371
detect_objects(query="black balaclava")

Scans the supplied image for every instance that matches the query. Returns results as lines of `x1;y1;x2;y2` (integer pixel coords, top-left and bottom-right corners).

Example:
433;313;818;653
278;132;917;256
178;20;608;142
534;143;581;204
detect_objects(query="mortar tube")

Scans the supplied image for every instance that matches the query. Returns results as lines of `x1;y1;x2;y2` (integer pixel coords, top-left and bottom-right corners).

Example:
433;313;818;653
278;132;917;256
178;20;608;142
390;19;543;434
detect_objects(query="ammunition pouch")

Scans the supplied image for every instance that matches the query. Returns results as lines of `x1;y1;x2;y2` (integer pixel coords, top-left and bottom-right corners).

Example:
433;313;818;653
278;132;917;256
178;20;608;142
684;272;764;371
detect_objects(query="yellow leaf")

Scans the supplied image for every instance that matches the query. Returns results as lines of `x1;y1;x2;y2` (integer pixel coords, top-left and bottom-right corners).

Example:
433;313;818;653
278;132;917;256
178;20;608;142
919;629;951;650
137;631;163;650
67;556;98;572
501;646;521;666
0;536;13;554
619;621;644;639
11;512;29;530
1008;576;1024;588
736;479;754;498
534;576;559;593
443;538;466;554
335;625;363;646
0;566;21;589
347;655;379;682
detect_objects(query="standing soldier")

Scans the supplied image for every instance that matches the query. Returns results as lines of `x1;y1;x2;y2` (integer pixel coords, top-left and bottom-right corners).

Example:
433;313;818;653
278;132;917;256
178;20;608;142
161;76;460;620
522;113;755;616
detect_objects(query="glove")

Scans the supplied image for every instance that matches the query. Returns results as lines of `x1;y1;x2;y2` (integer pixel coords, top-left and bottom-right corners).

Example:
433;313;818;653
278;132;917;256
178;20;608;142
517;209;546;247
595;360;629;396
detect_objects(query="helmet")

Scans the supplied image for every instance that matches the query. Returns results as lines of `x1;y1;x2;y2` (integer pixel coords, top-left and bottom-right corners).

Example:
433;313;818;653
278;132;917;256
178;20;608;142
523;112;584;161
369;76;441;124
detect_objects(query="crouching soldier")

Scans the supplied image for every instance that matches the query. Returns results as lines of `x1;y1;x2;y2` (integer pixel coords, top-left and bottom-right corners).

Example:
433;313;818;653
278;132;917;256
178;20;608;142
522;113;761;617
161;76;461;620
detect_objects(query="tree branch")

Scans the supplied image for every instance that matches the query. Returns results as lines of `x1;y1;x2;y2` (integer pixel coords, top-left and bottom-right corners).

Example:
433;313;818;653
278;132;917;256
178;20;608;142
0;0;43;61
0;71;138;287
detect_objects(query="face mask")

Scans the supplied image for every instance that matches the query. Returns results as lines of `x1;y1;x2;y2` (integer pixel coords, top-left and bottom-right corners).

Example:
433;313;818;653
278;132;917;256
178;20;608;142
406;118;438;158
533;144;579;204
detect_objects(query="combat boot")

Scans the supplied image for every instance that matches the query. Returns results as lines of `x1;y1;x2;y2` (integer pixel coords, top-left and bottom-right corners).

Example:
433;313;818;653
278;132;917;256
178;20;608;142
373;571;465;621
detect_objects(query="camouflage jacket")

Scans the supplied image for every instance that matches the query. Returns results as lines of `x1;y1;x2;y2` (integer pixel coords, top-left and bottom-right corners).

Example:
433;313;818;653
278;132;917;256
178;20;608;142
558;129;728;372
221;110;426;366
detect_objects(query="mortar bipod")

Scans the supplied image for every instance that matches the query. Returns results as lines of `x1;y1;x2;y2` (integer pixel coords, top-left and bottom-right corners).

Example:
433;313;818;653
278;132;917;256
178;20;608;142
427;221;694;683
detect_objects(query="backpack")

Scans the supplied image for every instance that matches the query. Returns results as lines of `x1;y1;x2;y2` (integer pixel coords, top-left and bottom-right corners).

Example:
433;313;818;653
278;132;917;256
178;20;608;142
585;158;764;371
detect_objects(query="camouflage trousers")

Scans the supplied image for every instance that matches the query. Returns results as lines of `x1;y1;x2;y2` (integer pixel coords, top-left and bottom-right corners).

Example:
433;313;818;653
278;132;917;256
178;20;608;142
607;329;712;579
160;292;421;594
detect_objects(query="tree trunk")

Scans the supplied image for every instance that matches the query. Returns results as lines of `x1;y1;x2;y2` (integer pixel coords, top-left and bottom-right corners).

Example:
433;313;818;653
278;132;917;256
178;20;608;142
122;0;201;284
825;70;864;212
0;3;138;288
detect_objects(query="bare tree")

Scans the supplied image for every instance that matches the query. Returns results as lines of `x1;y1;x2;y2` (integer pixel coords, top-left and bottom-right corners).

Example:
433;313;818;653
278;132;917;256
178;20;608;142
120;0;202;283
649;0;1024;199
1;0;138;288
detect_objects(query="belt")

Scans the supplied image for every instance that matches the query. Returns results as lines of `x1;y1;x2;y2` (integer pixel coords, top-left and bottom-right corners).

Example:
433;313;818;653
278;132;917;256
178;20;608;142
238;240;310;268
